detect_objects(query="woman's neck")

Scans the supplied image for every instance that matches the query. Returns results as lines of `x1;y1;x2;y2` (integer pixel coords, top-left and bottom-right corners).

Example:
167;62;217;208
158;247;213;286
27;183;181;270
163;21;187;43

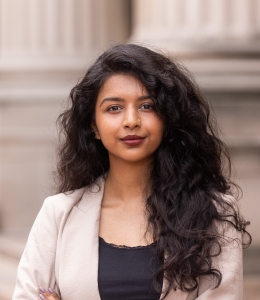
100;158;154;246
104;157;152;205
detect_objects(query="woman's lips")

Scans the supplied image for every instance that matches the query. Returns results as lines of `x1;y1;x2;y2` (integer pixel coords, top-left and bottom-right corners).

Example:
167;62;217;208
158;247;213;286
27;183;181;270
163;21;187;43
120;135;145;146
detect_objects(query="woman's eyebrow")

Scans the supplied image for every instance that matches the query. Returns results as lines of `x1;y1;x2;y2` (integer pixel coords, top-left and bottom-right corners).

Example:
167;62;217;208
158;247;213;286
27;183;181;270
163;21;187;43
100;95;152;107
138;95;153;101
100;97;124;107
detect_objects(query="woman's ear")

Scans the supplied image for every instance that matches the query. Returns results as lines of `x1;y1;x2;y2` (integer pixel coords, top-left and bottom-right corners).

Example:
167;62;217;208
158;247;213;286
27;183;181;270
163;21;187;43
91;123;101;140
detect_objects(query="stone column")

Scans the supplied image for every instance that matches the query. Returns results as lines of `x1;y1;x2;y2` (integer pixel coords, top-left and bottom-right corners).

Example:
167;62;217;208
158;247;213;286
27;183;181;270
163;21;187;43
130;0;260;250
131;0;260;54
0;0;130;237
0;0;92;64
0;0;130;66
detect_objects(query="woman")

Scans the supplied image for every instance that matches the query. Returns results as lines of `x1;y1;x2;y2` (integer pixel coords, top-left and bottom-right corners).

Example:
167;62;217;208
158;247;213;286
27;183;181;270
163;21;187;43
13;44;250;300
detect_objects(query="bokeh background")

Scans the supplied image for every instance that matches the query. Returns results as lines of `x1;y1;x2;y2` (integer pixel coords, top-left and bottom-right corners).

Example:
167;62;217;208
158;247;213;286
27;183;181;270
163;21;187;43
0;0;259;299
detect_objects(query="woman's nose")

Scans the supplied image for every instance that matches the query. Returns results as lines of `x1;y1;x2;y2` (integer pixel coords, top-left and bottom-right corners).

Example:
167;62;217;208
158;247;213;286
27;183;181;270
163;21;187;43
122;109;140;129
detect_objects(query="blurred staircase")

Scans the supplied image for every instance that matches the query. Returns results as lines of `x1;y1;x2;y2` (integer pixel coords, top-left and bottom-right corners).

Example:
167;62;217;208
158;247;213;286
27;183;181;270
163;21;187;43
0;234;26;300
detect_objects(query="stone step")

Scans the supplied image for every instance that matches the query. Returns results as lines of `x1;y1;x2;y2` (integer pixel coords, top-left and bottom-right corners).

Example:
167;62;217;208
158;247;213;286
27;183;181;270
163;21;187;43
0;234;25;299
244;276;260;300
0;252;19;300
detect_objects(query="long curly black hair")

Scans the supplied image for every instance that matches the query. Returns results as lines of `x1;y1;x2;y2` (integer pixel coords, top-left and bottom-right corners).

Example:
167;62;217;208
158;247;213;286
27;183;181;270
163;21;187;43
57;44;251;296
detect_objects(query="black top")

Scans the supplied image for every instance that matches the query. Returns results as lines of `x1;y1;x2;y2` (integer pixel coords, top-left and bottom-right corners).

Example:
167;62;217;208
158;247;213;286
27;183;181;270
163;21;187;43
98;236;163;300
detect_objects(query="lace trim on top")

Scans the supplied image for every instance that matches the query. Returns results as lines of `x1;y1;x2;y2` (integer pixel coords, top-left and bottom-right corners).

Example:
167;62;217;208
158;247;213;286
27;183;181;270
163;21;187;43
99;236;156;250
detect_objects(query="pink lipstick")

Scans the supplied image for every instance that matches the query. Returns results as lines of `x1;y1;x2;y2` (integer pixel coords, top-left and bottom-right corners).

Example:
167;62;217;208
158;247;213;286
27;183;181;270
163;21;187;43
120;135;145;146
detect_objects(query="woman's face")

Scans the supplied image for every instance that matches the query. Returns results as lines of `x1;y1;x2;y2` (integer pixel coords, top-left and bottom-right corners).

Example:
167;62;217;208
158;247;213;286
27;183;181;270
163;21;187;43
93;74;164;164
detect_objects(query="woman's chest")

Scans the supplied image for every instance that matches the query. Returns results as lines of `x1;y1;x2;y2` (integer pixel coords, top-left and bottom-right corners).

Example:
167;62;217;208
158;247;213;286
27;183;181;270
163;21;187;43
98;236;162;300
98;203;153;247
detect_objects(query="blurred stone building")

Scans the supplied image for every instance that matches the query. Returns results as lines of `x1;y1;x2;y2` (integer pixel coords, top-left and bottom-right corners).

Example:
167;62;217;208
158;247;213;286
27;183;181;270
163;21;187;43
0;0;259;299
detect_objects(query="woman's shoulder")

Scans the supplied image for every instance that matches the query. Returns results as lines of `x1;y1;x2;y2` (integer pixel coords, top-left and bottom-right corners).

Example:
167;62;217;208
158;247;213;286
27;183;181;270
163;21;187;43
212;192;240;215
211;192;243;241
43;176;105;216
45;187;87;210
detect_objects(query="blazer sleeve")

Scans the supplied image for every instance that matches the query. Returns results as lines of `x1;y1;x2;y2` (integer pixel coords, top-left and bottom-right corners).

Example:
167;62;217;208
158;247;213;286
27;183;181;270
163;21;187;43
12;196;60;300
196;211;243;299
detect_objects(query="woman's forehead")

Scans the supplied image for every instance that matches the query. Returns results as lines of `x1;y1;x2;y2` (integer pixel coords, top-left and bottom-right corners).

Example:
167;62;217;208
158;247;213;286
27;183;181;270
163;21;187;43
97;74;148;99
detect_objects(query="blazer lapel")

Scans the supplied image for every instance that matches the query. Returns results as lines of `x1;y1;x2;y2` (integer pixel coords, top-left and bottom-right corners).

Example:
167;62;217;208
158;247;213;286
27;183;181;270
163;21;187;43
58;177;104;300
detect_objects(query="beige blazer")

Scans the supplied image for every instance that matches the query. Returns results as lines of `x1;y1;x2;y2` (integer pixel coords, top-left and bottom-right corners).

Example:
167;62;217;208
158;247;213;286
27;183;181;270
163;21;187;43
12;176;243;300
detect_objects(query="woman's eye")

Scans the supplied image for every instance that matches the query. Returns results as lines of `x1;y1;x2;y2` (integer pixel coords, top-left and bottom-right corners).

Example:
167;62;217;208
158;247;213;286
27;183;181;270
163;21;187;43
140;103;153;110
107;105;122;111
